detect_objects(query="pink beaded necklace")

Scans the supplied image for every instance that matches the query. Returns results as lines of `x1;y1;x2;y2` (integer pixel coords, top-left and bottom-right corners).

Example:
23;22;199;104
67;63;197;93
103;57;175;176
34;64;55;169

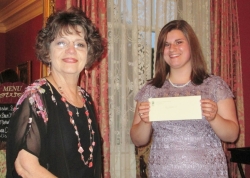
61;95;95;167
48;81;95;167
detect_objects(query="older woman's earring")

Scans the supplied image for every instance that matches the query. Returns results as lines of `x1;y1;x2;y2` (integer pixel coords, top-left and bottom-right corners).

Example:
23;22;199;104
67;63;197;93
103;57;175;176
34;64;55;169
84;68;89;89
85;68;88;77
47;62;51;76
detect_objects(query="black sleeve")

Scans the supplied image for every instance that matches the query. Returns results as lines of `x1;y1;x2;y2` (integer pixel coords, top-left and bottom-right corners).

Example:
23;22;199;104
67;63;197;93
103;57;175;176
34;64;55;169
6;94;46;177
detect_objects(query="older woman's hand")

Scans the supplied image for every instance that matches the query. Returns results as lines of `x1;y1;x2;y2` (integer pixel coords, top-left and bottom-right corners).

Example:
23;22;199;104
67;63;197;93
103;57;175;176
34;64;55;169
201;99;218;121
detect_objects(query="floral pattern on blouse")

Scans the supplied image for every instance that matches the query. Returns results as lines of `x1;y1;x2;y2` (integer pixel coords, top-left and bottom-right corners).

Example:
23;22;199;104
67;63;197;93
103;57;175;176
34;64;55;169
14;79;48;123
13;78;93;125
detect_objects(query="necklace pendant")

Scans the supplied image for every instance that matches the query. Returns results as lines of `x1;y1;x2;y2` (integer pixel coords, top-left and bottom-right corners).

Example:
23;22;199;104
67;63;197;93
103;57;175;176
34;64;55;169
76;107;79;117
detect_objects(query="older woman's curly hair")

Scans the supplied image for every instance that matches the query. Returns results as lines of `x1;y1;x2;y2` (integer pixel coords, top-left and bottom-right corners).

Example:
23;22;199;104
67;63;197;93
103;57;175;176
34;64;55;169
35;7;104;69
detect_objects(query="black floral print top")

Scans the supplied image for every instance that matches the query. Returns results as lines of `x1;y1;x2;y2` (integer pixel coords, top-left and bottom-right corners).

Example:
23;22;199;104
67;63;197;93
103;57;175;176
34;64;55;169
6;78;102;178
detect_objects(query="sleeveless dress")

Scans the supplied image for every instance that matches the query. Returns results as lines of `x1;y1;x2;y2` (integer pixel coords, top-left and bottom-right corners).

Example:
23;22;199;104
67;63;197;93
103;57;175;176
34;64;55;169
135;75;233;178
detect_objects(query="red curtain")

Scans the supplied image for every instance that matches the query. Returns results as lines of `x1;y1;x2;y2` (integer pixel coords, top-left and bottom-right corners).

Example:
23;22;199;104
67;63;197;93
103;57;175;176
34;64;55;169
210;0;244;177
79;1;110;178
54;0;110;177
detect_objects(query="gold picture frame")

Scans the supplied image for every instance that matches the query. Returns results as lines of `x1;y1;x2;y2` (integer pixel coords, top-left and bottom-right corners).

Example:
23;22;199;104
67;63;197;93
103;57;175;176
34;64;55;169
40;0;55;78
16;61;31;84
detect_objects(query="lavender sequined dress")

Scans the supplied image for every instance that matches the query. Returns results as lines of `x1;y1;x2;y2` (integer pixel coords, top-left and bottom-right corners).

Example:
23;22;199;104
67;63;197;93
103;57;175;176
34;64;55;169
135;75;233;178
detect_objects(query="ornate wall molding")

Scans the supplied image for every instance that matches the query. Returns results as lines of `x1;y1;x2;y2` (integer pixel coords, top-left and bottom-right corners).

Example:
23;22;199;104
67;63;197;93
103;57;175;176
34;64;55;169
0;0;43;33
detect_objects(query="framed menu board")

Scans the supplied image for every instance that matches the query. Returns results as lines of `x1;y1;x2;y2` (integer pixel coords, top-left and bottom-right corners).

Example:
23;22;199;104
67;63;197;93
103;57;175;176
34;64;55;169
0;82;27;148
0;104;15;141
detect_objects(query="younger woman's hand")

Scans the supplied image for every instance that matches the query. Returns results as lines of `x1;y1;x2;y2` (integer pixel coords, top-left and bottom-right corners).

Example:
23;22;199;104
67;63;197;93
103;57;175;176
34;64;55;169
201;99;218;121
138;102;150;123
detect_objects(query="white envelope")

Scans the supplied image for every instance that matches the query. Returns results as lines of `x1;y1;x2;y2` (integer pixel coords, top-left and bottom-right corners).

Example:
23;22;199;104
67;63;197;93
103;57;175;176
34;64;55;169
149;95;202;121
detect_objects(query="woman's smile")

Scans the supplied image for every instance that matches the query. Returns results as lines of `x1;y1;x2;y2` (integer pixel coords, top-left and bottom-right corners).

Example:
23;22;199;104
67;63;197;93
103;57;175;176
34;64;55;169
62;57;78;63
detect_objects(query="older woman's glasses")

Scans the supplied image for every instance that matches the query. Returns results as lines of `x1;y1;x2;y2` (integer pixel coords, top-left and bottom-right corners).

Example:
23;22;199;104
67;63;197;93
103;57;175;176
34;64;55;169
53;38;87;51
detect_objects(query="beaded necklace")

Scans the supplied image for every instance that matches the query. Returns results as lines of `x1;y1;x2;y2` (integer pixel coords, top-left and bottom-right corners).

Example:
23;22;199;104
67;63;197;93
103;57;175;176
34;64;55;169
47;81;95;168
169;78;191;88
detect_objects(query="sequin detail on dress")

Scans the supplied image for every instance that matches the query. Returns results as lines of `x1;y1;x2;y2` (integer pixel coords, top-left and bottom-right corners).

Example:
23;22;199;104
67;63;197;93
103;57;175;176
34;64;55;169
135;75;233;178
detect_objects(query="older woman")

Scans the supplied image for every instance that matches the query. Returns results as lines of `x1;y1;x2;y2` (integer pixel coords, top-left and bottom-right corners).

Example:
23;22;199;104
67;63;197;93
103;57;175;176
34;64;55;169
6;7;104;178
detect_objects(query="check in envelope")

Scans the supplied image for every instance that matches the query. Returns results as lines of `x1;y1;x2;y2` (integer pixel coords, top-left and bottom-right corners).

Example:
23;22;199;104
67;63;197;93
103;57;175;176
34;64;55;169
148;95;202;121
